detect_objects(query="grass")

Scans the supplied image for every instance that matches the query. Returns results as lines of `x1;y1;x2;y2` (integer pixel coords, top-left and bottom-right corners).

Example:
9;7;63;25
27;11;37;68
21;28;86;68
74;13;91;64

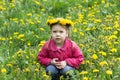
0;0;120;80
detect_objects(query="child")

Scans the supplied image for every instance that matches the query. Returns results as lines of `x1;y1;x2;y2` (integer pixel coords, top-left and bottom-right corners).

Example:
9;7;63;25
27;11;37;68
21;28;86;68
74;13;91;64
38;18;84;80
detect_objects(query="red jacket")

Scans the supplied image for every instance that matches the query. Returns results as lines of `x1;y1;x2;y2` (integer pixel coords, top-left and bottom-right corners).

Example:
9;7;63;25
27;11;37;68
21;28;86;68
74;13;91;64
38;38;84;69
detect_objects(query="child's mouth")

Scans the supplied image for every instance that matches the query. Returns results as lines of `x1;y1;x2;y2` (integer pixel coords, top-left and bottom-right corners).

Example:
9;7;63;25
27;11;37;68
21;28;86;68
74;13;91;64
56;38;60;40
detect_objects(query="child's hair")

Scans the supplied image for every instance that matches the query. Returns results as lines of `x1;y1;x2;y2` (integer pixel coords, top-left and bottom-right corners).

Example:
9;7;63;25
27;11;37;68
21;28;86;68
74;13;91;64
50;23;70;31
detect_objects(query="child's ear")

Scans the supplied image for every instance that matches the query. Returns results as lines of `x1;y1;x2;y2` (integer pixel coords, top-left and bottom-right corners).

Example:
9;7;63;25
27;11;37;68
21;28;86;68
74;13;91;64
66;30;69;37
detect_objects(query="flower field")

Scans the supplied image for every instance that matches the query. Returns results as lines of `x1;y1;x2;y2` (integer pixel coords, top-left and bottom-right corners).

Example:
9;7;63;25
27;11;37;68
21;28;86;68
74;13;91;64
0;0;120;80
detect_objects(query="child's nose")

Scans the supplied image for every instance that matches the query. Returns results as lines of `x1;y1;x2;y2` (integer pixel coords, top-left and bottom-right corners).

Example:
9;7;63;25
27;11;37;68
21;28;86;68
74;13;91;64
56;32;60;35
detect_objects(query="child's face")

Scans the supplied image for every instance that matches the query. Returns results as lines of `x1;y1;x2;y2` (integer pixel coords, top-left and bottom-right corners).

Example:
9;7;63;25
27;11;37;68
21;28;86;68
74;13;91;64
51;24;68;45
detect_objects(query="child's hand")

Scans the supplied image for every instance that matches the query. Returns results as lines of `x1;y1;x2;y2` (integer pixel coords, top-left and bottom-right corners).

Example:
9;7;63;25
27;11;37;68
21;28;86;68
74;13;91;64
56;61;67;69
51;58;67;69
51;58;60;66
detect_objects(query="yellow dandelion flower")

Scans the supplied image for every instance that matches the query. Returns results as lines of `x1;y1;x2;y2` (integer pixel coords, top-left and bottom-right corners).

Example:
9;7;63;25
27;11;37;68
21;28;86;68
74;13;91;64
43;0;47;2
46;19;58;26
101;0;105;3
10;3;15;8
39;48;42;51
117;58;120;61
26;19;34;25
34;1;40;5
1;37;6;41
27;13;32;16
92;27;96;30
93;69;99;73
94;19;102;23
60;75;64;80
81;61;85;64
80;71;88;75
42;72;49;78
25;68;30;72
59;19;73;26
106;70;112;75
25;55;29;59
79;44;84;48
111;48;117;53
108;35;117;40
0;6;6;11
37;20;41;23
20;39;24;41
39;40;46;46
99;61;108;66
80;32;85;36
17;34;24;39
35;68;39;72
114;42;119;44
14;32;19;35
20;19;25;25
86;28;90;31
78;14;84;22
9;37;12;40
6;64;12;67
83;21;87;24
1;68;7;73
16;50;22;57
87;49;92;52
30;54;35;59
11;0;15;3
59;19;68;26
86;60;90;64
114;21;119;28
107;41;112;45
29;21;34;25
36;63;40;66
40;28;45;31
116;12;120;15
41;8;45;12
32;31;34;34
9;41;13;44
27;42;31;46
46;18;73;27
91;54;98;59
83;77;89;80
73;28;77;33
113;31;118;35
99;51;106;56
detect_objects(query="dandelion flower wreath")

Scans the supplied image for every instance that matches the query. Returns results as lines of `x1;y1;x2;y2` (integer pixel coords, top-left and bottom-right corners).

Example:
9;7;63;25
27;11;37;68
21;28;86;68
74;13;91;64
46;18;74;27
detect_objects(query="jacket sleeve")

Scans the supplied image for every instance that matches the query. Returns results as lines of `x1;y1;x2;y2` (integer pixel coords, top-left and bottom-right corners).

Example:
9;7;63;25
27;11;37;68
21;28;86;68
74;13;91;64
38;42;52;67
65;43;84;69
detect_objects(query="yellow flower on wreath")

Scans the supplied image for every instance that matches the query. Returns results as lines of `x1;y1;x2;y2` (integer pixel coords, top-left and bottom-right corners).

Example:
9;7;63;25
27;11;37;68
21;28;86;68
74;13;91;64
46;18;74;27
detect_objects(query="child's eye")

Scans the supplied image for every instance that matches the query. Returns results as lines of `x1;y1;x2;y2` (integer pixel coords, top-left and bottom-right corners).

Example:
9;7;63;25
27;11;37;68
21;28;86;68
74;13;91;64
60;31;63;33
53;31;57;33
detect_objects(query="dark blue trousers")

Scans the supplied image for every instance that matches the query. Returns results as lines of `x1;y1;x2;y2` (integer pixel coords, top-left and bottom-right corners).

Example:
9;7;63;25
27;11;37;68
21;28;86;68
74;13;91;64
46;65;74;80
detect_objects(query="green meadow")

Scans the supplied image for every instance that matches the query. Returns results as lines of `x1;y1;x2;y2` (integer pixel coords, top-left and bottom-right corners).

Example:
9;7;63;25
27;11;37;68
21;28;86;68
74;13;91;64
0;0;120;80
